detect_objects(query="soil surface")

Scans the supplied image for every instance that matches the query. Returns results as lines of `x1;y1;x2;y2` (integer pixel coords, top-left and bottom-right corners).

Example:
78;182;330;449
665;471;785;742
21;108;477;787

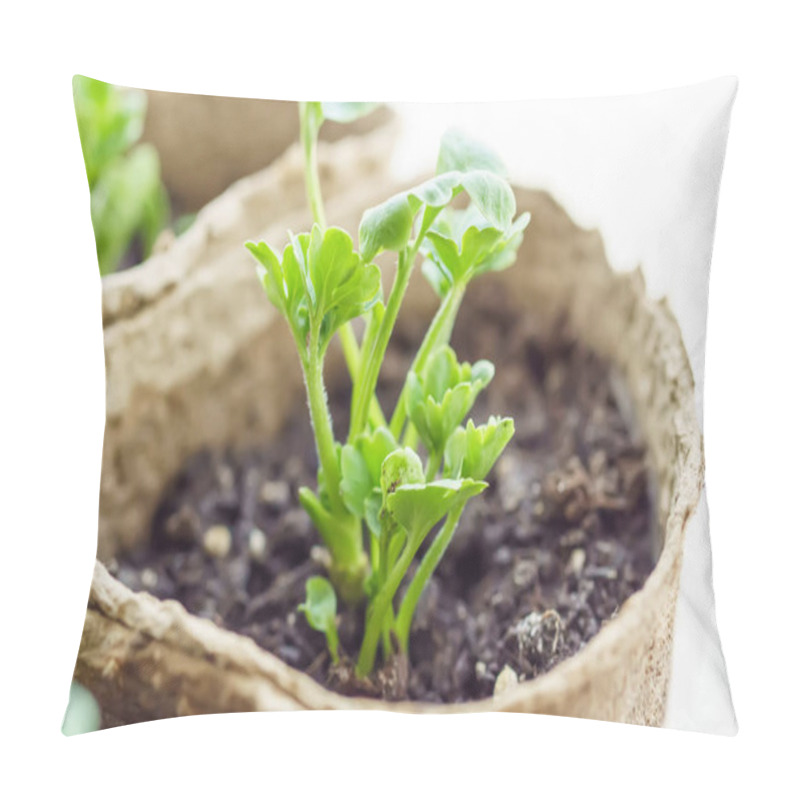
112;284;655;703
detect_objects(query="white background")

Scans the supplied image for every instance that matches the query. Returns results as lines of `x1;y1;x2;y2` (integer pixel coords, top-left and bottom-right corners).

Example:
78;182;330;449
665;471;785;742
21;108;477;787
388;86;740;734
1;1;798;797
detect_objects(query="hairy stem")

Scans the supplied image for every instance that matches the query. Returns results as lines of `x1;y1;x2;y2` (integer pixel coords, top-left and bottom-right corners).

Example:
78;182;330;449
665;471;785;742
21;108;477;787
299;102;372;409
304;341;345;517
349;247;415;441
299;102;326;228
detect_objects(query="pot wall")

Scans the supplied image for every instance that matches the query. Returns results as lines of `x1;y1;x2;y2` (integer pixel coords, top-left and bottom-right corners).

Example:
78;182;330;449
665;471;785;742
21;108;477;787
77;129;703;726
141;91;393;212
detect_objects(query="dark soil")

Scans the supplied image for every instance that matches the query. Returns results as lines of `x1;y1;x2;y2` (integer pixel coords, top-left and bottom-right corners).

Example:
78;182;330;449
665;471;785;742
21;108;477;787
111;284;655;703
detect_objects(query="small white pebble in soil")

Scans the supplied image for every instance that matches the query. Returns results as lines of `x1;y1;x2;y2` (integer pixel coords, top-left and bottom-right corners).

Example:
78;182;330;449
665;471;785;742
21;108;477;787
259;480;290;508
493;664;519;697
496;455;512;478
496;453;528;513
140;567;158;590
285;456;304;481
513;559;537;588
568;548;586;574
203;525;232;559
284;508;311;534
216;464;235;491
248;528;268;561
513;609;563;657
310;545;332;569
587;565;618;580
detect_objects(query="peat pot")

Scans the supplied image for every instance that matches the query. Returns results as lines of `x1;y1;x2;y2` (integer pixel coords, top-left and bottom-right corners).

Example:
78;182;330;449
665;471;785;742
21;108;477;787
141;90;393;213
76;125;703;726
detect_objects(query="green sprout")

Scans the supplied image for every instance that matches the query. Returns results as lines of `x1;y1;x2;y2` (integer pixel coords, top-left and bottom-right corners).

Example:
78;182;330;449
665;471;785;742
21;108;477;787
247;103;527;679
73;75;170;275
299;576;341;665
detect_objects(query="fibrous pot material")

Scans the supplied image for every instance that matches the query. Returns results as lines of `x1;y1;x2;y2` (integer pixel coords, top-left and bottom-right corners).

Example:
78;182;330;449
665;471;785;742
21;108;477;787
142;91;393;212
77;127;703;726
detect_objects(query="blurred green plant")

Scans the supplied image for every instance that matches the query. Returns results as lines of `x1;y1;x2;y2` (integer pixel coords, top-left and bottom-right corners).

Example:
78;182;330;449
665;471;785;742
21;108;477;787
73;75;169;275
245;103;527;679
61;681;101;736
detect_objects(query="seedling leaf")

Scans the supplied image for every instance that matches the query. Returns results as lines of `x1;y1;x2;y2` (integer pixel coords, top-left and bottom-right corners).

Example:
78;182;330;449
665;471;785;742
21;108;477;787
445;416;515;481
299;576;340;664
385;478;487;543
406;346;495;454
380;447;425;496
358;169;512;262
247;225;380;353
436;128;508;177
341;427;399;526
420;208;530;297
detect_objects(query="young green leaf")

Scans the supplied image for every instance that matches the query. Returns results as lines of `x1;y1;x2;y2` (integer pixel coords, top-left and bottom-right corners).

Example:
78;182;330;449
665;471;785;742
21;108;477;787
460;172;515;231
320;102;381;123
246;238;310;348
246;224;380;354
421;208;530;298
358;172;464;261
307;225;382;345
356;472;485;679
90;143;168;275
340;426;399;532
74;76;147;187
74;76;170;275
405;346;495;456
379;447;425;496
444;416;515;481
358;167;515;262
436;128;508;177
474;213;530;273
385;478;487;543
299;576;340;664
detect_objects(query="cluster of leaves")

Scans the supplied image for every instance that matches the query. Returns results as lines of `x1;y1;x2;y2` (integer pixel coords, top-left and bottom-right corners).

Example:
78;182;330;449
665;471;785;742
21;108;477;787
247;103;527;677
73;75;170;275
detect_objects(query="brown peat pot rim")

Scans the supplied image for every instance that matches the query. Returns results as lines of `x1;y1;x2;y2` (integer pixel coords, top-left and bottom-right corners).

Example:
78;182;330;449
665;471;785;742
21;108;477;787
77;127;703;726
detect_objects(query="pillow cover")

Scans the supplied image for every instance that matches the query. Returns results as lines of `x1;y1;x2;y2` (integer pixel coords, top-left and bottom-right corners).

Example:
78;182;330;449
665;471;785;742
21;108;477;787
65;76;737;735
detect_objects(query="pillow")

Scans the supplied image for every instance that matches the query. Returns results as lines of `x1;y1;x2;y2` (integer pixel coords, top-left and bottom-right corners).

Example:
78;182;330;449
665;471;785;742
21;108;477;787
64;76;737;735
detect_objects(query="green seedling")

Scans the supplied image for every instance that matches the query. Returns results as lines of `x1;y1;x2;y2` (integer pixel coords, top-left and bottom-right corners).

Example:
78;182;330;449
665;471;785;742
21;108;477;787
246;102;528;679
74;75;170;275
299;576;340;665
405;345;495;480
